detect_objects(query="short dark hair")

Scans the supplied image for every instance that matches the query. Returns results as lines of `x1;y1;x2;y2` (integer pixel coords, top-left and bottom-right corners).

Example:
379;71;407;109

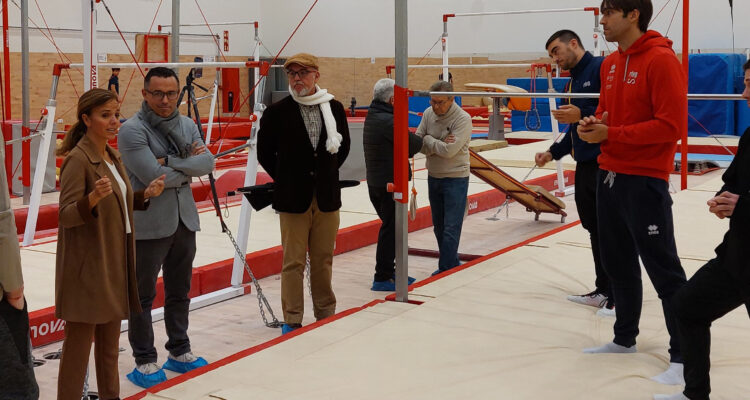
744;59;750;73
600;0;653;33
545;30;585;51
438;72;453;81
112;67;120;72
144;67;179;88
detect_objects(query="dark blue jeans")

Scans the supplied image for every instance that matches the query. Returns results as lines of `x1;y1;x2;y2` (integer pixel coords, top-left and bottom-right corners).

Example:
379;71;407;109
428;176;469;271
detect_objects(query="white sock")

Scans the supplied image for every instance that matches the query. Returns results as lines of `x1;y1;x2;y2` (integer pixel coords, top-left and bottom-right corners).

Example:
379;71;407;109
583;341;636;354
651;362;685;386
653;392;689;400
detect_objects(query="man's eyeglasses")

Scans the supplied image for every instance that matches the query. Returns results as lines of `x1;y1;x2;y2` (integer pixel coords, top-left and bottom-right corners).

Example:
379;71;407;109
146;90;179;100
430;98;451;106
285;69;315;79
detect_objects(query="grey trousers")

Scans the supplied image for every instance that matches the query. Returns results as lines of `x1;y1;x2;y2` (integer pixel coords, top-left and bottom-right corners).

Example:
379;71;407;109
128;221;196;365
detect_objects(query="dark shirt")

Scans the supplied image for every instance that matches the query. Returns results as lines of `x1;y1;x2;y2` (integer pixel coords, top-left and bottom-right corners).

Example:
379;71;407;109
549;52;603;163
363;100;423;187
108;75;119;94
713;127;750;300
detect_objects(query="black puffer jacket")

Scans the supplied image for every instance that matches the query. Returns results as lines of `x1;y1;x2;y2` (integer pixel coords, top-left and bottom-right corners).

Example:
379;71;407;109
363;100;423;187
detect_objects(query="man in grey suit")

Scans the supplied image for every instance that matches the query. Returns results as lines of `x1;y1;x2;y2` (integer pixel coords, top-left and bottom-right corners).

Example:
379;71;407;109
0;136;39;399
118;67;215;388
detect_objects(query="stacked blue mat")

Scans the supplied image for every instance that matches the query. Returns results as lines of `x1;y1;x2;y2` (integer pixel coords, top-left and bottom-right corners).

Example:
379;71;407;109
688;53;747;137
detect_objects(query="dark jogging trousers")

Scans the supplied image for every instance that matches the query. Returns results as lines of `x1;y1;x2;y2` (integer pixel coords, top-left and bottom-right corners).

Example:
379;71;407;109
596;170;687;362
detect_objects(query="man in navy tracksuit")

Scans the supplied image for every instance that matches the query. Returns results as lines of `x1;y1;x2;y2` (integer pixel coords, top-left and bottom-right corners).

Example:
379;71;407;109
535;30;610;313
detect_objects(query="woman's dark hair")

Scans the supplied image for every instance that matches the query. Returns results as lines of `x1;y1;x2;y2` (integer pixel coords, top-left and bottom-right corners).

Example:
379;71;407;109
57;88;118;156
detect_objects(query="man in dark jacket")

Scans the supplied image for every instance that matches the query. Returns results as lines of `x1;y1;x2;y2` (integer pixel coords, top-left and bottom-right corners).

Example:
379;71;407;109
363;78;423;291
258;53;351;335
534;30;610;314
654;59;750;400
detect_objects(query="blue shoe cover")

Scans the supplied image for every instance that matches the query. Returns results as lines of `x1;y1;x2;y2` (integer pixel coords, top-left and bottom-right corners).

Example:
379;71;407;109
162;356;208;373
281;323;301;334
371;276;417;291
126;367;167;388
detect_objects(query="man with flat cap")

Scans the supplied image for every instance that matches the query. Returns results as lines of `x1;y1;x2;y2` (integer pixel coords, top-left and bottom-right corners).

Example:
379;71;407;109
258;53;351;335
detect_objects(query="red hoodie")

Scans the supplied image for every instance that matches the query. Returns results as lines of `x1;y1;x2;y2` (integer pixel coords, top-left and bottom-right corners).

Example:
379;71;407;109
595;30;687;181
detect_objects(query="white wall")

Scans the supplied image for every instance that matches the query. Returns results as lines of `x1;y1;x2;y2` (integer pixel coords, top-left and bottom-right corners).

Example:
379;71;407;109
6;0;261;57
256;0;749;58
4;0;749;58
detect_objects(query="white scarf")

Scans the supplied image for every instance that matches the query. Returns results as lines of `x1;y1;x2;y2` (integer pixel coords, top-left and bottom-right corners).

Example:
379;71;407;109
288;85;343;154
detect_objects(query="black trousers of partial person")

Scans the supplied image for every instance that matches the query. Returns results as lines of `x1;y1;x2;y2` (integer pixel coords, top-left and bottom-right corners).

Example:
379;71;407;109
672;259;748;400
368;185;396;282
596;170;687;362
0;299;38;399
574;160;609;297
128;221;196;366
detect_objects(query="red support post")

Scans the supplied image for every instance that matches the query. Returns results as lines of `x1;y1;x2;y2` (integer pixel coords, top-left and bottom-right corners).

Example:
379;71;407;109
22;125;30;188
681;0;689;190
2;0;11;189
390;84;408;204
2;0;10;121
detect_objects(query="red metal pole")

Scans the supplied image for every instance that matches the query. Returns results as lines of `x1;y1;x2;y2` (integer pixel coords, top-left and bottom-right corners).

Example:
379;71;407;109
2;0;9;121
680;0;689;190
2;0;11;190
391;85;408;204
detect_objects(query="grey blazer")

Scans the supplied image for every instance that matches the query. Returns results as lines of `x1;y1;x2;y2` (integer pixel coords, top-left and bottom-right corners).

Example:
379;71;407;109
0;137;23;299
118;110;215;240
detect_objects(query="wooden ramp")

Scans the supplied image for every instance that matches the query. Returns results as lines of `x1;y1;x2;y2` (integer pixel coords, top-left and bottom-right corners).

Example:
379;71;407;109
469;149;567;222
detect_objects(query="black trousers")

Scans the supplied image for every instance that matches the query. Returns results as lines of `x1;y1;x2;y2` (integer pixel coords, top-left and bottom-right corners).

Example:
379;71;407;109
596;170;686;362
0;299;39;399
672;259;747;400
368;185;396;282
574;161;609;297
128;221;196;365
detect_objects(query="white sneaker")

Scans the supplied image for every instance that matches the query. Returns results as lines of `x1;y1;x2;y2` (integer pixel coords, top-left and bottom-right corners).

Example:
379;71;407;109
597;305;616;317
136;362;162;375
169;351;199;363
567;290;608;308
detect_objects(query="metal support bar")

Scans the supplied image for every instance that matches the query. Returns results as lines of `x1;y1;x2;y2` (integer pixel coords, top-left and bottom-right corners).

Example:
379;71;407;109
171;0;179;64
452;8;599;17
21;0;29;204
66;61;266;69
394;0;409;303
411;91;743;101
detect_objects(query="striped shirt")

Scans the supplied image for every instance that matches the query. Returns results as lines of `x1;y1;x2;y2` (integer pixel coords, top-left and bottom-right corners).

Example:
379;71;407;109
298;104;322;149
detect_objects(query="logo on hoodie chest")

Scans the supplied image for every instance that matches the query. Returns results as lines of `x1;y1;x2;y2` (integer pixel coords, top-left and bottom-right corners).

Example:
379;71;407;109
605;64;616;89
626;71;639;85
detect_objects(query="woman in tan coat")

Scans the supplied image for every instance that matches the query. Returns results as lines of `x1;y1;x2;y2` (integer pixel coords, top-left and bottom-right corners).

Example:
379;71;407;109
55;88;165;400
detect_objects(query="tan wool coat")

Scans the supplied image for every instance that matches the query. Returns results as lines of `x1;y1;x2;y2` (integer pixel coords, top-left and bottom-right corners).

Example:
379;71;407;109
55;134;146;323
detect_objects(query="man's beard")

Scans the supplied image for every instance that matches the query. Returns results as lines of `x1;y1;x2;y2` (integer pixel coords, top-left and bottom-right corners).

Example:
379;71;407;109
293;85;311;97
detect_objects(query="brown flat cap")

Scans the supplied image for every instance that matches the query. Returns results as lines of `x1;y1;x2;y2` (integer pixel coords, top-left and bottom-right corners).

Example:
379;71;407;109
283;53;319;70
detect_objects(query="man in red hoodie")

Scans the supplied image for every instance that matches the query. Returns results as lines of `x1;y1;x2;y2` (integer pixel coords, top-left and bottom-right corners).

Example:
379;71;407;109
578;0;688;386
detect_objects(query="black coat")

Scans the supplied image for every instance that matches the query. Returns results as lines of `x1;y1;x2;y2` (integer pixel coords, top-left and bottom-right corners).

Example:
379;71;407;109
363;100;423;188
713;127;750;300
257;95;351;213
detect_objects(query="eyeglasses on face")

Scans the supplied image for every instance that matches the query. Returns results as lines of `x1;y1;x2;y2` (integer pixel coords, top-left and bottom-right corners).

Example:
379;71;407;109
146;90;179;100
285;69;316;79
430;98;452;106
